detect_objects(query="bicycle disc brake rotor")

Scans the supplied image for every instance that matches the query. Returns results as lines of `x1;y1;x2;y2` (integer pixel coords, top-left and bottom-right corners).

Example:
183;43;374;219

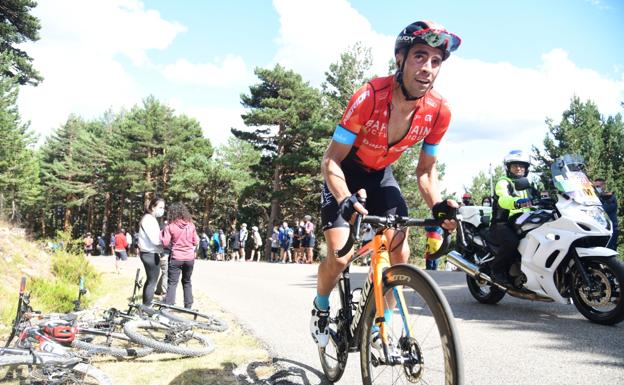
400;336;424;383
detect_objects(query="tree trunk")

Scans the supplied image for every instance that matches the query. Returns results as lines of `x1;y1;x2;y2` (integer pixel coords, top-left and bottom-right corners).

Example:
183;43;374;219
118;189;125;230
63;205;72;232
87;197;94;233
265;143;284;258
102;192;111;238
40;208;46;238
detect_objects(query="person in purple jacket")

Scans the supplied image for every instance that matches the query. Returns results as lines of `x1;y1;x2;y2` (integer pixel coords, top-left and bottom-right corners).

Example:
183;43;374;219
160;202;199;309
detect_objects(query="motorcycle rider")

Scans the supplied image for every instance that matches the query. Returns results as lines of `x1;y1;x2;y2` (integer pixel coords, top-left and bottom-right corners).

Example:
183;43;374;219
490;150;539;283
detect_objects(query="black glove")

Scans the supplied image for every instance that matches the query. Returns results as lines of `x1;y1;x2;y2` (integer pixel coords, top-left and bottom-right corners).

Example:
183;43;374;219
431;201;457;224
338;194;366;222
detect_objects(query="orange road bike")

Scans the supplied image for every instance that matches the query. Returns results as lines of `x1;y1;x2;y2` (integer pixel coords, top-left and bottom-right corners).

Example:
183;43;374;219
318;214;463;385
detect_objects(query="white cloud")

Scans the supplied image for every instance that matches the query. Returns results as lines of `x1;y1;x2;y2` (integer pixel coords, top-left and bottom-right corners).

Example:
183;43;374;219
166;100;245;148
17;0;185;141
436;49;624;195
162;55;254;87
272;0;393;86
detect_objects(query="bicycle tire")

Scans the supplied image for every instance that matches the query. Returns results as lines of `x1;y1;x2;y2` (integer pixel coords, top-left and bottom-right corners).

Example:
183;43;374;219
158;307;228;332
317;281;349;383
123;320;214;356
66;362;113;385
359;264;463;385
72;329;154;358
0;352;112;385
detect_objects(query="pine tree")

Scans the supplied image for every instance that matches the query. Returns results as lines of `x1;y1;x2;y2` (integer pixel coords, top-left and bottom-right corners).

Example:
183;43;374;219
0;73;39;223
0;1;42;85
234;64;330;255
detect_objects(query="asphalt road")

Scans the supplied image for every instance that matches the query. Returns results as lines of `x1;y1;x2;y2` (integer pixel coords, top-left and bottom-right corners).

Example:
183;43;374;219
102;257;624;385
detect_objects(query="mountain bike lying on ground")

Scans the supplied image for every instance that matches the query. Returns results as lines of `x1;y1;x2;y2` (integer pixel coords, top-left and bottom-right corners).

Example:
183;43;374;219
1;277;113;385
75;269;218;357
318;213;463;385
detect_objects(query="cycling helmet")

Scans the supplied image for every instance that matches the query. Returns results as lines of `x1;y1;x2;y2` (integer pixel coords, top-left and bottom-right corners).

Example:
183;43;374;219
503;150;531;178
395;21;461;100
395;21;461;60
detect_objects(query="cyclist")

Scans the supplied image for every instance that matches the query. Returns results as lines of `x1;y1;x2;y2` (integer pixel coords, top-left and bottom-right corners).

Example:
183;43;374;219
311;20;461;347
490;150;539;283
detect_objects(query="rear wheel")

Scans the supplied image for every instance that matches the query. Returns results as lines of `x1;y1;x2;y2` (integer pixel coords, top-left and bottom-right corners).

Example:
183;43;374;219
73;328;153;358
571;257;624;325
360;264;463;385
466;274;506;304
318;279;349;383
123;320;214;356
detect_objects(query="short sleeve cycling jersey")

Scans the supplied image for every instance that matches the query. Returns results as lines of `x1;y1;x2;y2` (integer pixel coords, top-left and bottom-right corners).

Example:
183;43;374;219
333;75;451;171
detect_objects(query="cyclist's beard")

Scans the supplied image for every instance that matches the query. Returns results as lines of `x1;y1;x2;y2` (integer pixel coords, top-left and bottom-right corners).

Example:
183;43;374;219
389;228;407;253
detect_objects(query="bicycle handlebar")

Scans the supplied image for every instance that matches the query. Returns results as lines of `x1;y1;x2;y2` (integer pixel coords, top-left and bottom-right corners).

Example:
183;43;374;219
335;214;453;260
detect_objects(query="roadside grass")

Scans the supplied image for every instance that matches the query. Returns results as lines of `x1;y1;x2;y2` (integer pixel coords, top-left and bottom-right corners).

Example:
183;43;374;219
83;258;273;385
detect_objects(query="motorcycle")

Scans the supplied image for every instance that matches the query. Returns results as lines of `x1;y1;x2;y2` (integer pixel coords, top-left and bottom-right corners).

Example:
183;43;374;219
448;154;624;325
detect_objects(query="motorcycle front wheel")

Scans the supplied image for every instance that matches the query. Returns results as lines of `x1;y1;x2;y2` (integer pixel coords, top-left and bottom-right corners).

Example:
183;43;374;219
571;257;624;325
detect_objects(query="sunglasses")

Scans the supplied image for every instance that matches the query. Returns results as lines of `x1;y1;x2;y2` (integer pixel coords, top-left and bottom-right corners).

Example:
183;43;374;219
413;28;461;53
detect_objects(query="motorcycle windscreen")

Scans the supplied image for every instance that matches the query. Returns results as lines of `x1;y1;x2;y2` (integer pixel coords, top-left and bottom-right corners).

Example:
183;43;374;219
552;170;601;206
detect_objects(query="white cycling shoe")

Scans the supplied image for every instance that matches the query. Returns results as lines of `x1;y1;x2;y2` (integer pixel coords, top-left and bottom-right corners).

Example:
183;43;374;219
310;303;330;348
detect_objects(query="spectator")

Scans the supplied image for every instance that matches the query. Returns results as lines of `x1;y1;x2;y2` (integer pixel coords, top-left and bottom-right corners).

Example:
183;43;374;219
229;226;240;261
125;230;133;256
594;177;619;250
280;222;292;263
303;215;316;264
481;196;492;207
155;221;170;298
293;220;305;263
97;234;106;255
138;197;165;305
270;226;279;262
199;233;210;259
161;202;199;309
249;226;263;262
114;228;129;274
218;229;226;261
239;223;248;261
461;193;474;206
83;232;94;257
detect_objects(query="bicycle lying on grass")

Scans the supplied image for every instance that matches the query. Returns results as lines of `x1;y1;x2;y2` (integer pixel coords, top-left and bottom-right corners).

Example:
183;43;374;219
1;277;113;385
318;213;463;385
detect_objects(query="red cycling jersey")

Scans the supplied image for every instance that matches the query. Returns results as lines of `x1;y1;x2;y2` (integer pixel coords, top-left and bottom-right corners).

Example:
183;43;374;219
338;75;451;171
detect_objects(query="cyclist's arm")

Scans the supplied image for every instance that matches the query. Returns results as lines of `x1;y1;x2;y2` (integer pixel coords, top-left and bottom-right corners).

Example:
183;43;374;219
321;139;353;204
416;151;442;208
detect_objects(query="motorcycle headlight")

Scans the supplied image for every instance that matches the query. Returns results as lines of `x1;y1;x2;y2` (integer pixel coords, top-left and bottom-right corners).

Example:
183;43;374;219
581;207;610;230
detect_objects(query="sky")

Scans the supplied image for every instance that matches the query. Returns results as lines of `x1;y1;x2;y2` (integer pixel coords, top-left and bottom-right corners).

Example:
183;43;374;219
16;0;624;195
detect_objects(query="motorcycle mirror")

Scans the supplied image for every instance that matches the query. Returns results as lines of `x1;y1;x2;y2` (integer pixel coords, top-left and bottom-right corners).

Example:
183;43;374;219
513;177;531;191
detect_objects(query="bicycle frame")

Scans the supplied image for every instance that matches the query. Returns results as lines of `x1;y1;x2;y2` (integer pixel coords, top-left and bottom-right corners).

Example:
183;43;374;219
337;229;414;359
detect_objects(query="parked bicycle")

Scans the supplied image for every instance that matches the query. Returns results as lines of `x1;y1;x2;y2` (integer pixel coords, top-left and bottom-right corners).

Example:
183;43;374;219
318;214;463;385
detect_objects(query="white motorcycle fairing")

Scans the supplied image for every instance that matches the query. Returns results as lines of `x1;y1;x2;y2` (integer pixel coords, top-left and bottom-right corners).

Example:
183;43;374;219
518;196;613;304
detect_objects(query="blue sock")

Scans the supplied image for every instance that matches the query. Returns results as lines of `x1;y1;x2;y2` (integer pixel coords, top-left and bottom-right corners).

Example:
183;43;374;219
314;294;330;311
384;309;393;323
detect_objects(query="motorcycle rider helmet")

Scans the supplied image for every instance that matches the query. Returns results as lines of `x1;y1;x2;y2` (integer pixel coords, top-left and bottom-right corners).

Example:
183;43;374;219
394;21;461;100
503;150;530;179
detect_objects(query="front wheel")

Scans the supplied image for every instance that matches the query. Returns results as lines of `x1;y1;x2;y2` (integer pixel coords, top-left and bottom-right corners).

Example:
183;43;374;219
571;257;624;325
360;264;463;385
123;320;214;356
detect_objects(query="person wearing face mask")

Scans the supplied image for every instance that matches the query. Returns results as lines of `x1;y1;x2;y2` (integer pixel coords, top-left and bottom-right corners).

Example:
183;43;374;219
594;177;619;250
138;197;166;305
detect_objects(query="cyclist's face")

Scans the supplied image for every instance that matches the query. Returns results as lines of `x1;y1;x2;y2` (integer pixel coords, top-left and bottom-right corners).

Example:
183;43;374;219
398;44;443;98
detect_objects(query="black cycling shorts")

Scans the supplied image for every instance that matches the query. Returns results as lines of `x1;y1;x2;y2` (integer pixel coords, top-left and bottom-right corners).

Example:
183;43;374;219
320;158;407;231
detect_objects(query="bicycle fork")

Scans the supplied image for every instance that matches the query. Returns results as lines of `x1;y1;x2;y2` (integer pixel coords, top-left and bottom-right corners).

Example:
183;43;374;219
371;240;414;365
